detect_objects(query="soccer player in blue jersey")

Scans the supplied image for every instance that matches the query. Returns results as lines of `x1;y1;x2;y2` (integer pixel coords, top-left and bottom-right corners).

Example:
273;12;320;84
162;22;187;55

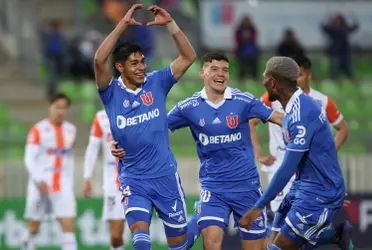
239;57;346;250
250;55;353;250
167;52;283;250
94;3;196;250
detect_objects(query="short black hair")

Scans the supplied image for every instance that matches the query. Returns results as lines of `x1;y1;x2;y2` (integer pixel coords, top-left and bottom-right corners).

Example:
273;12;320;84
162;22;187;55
49;93;71;106
292;55;312;70
201;52;229;68
112;43;143;64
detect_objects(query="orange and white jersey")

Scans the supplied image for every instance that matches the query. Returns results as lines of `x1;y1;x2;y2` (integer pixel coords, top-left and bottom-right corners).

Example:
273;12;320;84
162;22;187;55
83;110;120;195
25;119;76;192
260;88;343;172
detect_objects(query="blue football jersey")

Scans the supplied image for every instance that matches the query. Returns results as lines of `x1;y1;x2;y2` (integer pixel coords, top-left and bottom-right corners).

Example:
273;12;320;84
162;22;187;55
282;89;345;208
98;66;178;180
168;87;274;192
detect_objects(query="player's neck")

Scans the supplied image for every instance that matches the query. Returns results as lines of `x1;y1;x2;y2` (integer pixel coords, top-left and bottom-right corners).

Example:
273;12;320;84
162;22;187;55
279;88;297;110
122;76;142;91
48;118;62;127
205;88;224;104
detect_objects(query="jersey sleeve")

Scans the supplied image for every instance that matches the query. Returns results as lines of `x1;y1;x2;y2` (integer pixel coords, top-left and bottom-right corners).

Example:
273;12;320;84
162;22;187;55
246;96;275;123
260;92;272;107
98;78;117;106
167;104;189;132
26;126;40;145
326;97;343;126
151;65;177;95
90;116;103;138
286;118;317;152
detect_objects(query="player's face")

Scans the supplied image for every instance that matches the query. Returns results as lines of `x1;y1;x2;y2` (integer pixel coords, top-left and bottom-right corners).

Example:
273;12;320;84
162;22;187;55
263;70;280;102
49;98;69;124
297;67;312;91
117;52;146;86
200;60;229;93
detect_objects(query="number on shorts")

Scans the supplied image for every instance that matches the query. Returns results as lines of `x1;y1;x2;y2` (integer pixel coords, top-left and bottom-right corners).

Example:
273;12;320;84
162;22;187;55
200;189;211;203
122;185;131;196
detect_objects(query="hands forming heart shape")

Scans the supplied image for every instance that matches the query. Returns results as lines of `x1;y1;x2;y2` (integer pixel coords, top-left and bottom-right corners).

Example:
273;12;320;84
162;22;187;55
122;4;173;27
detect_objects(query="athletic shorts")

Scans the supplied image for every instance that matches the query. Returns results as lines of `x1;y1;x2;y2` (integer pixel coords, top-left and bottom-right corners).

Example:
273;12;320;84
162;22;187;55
197;188;267;240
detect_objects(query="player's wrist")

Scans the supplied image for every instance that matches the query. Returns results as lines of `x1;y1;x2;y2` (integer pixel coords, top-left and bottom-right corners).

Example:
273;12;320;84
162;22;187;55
166;20;180;35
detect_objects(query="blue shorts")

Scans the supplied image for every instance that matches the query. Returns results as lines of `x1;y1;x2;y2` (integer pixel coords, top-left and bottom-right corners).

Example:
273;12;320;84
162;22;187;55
197;188;266;240
281;199;341;245
272;191;296;232
121;172;187;237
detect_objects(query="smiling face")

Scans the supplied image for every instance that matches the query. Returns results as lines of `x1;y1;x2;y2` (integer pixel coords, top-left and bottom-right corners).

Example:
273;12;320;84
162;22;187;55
200;59;229;93
115;52;146;87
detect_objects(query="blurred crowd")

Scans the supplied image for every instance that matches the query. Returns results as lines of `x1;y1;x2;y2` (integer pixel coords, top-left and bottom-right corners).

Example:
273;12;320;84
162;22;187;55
41;0;359;97
234;13;359;82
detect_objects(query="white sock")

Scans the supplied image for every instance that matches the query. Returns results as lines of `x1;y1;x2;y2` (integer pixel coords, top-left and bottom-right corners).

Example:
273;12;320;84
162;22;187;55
62;232;77;250
21;231;36;250
110;246;124;250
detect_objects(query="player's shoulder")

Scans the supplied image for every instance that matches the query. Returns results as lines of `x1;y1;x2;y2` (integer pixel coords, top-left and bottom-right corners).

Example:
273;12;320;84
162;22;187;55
289;92;321;124
230;88;256;103
308;88;328;107
33;119;49;130
176;92;202;111
145;66;170;79
63;121;77;132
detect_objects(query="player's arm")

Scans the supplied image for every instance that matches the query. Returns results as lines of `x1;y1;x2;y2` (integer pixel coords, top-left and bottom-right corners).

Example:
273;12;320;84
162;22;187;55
249;119;276;166
94;4;143;90
83;117;103;198
24;126;49;196
146;6;196;81
245;95;283;127
255;119;315;209
167;103;189;132
326;97;349;150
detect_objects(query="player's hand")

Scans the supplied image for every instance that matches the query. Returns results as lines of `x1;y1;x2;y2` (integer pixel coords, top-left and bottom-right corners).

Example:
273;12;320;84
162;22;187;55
258;154;276;166
38;181;49;197
146;5;173;26
239;207;262;231
83;179;93;198
111;141;126;160
122;3;143;26
343;199;351;207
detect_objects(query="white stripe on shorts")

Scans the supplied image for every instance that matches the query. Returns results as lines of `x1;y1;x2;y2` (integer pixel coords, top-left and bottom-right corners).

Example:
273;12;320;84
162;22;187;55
175;172;188;221
197;216;225;224
124;207;150;215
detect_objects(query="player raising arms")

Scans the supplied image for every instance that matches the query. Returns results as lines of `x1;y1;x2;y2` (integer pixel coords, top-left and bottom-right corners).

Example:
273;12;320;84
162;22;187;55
83;110;125;250
240;57;346;250
94;3;196;250
250;55;352;250
22;93;77;250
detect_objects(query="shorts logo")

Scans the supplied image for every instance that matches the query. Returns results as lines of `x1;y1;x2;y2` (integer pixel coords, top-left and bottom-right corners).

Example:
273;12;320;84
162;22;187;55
122;185;131;196
140;92;154;106
226;115;238;129
171;200;178;212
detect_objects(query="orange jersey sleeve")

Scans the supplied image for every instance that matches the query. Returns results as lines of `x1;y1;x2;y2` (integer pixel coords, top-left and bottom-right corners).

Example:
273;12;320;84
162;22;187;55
90;116;103;138
326;97;343;125
260;92;272;107
26;126;40;145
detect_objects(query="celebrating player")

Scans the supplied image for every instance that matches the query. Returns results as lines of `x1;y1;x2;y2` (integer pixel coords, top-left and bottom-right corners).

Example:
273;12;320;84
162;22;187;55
94;3;196;250
22;93;77;250
83;110;125;250
250;54;352;250
112;52;283;250
240;57;346;250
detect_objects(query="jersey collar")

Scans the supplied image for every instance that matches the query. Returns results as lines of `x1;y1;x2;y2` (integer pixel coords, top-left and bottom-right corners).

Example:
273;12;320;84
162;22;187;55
118;76;147;95
285;88;303;113
200;86;232;100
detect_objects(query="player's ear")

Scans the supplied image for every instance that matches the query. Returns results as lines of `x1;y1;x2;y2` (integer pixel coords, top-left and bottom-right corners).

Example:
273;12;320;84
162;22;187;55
307;71;313;81
115;63;124;73
200;68;205;79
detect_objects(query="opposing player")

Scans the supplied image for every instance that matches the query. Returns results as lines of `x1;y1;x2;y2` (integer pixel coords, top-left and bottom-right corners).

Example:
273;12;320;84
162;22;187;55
240;57;346;250
94;3;196;250
83;110;125;250
22;93;77;250
250;55;352;249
